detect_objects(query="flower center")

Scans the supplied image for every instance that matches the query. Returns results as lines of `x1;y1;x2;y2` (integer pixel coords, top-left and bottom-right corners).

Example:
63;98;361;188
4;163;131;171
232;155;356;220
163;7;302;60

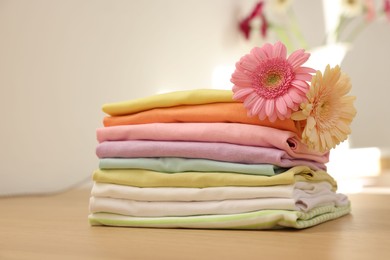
251;58;294;99
265;73;282;88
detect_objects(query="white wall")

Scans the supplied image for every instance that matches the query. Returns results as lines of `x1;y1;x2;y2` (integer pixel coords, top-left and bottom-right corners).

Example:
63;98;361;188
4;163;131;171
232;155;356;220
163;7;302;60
0;0;389;196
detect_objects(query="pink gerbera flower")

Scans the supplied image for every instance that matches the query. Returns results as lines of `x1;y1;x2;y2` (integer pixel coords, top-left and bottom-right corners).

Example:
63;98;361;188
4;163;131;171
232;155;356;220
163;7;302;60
385;0;390;21
231;41;315;122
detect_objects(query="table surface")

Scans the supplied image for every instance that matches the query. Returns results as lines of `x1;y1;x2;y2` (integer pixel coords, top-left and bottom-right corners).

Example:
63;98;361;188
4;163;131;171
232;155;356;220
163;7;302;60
1;188;389;260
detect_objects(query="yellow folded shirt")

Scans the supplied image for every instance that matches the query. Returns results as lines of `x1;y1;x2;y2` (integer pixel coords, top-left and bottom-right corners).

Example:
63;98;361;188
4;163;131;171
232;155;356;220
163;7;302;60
93;166;337;191
102;89;237;116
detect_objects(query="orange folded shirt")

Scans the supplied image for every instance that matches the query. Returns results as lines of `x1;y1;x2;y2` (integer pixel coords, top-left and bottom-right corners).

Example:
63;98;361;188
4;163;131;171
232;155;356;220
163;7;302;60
103;103;303;135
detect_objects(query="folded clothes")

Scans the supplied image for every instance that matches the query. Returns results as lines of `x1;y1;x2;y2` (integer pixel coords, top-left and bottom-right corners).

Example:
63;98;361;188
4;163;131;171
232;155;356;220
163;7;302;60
89;204;351;229
97;123;328;163
96;140;326;170
103;103;303;135
91;182;335;201
89;191;348;216
99;158;285;175
102;89;237;116
92;166;337;189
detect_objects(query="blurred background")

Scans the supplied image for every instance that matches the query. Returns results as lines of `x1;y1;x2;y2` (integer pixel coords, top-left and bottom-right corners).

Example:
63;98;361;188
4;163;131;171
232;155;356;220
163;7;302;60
1;0;389;196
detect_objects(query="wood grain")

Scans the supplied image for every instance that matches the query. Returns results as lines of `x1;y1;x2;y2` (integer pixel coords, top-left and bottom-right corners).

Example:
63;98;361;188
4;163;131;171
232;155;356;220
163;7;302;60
0;188;389;260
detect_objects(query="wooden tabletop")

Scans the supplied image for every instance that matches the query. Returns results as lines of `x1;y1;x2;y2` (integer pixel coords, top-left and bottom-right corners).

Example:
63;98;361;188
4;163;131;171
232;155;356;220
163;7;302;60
1;188;389;260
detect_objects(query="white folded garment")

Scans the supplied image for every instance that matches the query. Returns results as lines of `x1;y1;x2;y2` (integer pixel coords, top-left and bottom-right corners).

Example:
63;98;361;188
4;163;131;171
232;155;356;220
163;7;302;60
91;181;334;201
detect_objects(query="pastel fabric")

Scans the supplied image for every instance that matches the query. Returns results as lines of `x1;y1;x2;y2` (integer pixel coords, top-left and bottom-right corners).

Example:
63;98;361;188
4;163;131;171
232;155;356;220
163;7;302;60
89;204;351;229
92;166;338;190
91;181;335;201
96;123;328;163
90;88;351;230
99;158;285;176
102;89;237;116
96;140;326;170
89;192;349;217
102;103;303;135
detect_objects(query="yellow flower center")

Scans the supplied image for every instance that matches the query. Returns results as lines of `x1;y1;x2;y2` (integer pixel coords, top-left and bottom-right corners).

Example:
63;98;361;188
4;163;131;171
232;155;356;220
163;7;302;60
265;73;282;88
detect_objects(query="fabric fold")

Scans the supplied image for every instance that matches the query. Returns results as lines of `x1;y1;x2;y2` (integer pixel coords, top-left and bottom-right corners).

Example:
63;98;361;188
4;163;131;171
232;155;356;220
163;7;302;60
102;89;237;116
99;158;284;175
91;181;335;201
97;123;328;163
103;103;303;135
96;140;326;170
92;166;338;190
89;192;349;216
89;204;351;229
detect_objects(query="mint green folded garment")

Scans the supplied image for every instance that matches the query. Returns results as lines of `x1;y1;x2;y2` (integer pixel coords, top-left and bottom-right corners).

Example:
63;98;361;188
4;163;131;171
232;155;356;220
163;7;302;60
89;204;351;229
99;158;286;176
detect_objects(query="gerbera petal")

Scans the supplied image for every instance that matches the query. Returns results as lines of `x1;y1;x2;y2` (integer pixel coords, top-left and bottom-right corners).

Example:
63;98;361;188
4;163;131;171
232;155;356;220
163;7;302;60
295;67;316;74
323;131;334;150
288;50;310;69
239;55;259;72
265;99;275;117
250;97;265;116
289;89;305;103
291;79;310;92
231;70;252;87
291;110;307;121
294;73;313;81
233;87;254;100
242;92;258;107
269;112;278;122
276;97;288;116
231;78;252;88
283;93;295;108
258;109;267;120
273;41;287;59
262;43;273;58
336;73;352;96
335;120;352;134
251;47;268;62
323;65;341;87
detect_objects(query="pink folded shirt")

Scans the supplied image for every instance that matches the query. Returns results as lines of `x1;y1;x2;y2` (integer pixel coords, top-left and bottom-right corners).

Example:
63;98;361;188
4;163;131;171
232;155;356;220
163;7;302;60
97;123;329;163
96;140;326;170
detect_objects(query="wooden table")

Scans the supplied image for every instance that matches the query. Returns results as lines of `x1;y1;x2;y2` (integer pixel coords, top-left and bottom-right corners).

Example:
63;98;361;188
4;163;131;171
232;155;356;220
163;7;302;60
1;188;389;260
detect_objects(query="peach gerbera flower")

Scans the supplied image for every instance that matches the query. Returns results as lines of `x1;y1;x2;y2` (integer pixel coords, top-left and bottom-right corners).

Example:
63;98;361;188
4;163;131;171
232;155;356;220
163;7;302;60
291;65;357;152
231;41;315;122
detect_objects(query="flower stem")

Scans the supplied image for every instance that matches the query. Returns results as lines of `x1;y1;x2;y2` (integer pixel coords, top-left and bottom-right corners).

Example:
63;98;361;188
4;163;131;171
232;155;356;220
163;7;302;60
271;24;294;53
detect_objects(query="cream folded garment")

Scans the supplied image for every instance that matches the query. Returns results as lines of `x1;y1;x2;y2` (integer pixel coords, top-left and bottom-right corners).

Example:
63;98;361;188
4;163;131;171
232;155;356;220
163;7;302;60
89;193;348;217
96;141;326;170
96;123;328;163
89;204;351;229
89;178;350;227
91;181;335;201
90;181;349;217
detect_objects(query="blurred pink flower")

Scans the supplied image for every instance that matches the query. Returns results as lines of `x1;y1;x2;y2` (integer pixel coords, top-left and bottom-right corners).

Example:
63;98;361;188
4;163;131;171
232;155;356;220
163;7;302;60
239;1;268;39
231;41;315;122
385;0;390;21
365;0;376;21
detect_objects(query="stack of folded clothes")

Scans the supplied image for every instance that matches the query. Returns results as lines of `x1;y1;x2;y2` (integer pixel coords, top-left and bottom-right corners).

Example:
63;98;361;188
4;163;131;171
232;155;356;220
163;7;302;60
89;42;356;229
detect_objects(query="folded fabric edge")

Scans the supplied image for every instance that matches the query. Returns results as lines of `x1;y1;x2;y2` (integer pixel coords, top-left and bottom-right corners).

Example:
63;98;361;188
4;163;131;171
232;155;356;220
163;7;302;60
88;204;350;230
